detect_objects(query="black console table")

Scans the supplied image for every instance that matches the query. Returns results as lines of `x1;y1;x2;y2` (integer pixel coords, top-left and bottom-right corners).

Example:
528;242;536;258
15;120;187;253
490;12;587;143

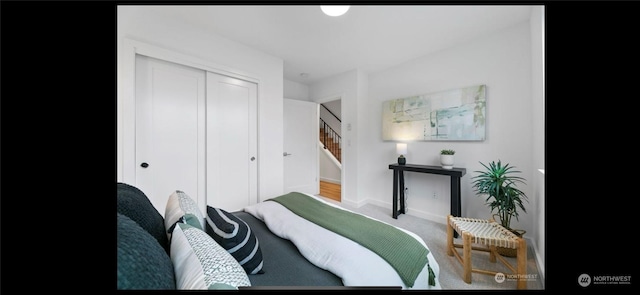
388;163;466;220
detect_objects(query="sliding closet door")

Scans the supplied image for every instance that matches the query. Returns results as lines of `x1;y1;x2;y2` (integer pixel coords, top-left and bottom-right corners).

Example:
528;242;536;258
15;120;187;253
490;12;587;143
135;55;206;216
206;72;258;212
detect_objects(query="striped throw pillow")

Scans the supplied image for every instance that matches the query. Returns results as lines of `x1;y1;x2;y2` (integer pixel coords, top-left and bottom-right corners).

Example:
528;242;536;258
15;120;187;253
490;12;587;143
205;206;264;275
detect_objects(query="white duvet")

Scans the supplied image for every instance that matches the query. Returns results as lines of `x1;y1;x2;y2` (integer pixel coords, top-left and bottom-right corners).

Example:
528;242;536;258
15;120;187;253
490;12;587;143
243;193;441;290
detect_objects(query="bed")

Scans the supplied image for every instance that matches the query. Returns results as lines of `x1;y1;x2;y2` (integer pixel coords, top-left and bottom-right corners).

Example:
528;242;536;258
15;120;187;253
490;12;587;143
116;182;441;290
243;192;441;290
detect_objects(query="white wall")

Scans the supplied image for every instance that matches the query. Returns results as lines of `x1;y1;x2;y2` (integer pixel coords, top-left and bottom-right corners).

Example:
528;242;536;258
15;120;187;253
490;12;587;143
284;79;310;101
322;99;342;121
319;147;341;184
308;21;540;225
117;6;285;201
363;21;536;229
307;9;544;281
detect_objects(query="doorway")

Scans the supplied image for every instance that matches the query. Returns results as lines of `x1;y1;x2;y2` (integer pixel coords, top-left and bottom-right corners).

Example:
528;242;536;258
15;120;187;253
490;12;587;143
318;98;342;202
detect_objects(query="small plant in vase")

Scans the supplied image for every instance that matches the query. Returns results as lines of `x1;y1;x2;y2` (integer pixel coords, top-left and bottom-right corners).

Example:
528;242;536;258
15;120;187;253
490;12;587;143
440;149;455;169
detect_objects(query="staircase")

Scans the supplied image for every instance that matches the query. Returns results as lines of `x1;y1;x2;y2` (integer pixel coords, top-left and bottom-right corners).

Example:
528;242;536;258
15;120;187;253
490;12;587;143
320;123;341;163
319;104;341;163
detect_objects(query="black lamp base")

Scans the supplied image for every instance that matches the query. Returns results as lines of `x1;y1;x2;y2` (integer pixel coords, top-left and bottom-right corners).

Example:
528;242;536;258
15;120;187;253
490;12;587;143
398;156;406;165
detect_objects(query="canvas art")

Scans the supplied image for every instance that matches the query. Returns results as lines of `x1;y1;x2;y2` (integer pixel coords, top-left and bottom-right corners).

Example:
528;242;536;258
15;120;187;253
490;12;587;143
382;85;486;141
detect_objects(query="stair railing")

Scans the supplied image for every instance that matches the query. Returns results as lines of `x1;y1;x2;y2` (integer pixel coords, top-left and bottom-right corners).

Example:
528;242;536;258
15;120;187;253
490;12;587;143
320;118;341;162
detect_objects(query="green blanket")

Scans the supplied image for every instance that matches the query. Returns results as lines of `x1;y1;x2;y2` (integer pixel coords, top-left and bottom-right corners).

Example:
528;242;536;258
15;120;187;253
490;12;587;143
268;192;435;287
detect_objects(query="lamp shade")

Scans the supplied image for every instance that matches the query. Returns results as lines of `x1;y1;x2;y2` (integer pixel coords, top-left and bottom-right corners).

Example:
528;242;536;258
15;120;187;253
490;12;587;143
396;143;407;155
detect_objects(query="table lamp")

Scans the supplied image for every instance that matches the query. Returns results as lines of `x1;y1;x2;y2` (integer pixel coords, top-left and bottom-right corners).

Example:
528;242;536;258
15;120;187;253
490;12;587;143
396;143;407;165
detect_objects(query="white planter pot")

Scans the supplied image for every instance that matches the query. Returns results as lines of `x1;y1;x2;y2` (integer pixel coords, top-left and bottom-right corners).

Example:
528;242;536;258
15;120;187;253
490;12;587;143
441;155;454;169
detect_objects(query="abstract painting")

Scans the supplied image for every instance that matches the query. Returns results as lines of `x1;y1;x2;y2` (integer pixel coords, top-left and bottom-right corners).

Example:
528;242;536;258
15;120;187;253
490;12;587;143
382;84;486;141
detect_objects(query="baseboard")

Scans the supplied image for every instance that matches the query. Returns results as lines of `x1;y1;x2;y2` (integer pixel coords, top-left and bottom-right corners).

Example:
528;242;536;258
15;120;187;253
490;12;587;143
404;208;446;225
340;197;366;208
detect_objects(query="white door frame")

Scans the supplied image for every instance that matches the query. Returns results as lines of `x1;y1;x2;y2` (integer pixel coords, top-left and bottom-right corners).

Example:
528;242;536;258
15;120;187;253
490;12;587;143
118;37;261;214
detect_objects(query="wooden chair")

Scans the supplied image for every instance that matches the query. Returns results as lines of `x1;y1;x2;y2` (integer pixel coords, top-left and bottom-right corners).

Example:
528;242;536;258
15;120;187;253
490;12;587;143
446;215;527;289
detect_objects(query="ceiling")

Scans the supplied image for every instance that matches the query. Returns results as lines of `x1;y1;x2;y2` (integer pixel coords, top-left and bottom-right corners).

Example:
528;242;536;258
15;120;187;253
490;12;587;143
138;5;534;85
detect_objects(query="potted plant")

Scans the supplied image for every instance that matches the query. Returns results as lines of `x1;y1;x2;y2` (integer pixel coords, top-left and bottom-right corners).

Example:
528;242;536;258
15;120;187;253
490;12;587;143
471;160;528;257
440;149;455;169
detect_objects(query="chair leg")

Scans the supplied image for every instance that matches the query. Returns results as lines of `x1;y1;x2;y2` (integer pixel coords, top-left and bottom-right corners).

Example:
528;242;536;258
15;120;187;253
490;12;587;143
516;238;527;289
489;245;497;263
462;232;472;284
446;215;454;256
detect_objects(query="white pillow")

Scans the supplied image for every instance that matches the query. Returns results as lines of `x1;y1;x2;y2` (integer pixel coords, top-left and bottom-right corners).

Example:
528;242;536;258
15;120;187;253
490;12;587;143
164;190;205;241
170;223;251;289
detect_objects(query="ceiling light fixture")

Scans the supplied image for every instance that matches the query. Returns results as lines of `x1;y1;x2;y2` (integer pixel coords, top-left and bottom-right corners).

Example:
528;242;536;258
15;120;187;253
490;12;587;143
321;5;350;17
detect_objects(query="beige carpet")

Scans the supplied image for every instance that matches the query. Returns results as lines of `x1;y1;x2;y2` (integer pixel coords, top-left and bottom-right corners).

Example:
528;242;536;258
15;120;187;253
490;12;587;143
322;198;545;290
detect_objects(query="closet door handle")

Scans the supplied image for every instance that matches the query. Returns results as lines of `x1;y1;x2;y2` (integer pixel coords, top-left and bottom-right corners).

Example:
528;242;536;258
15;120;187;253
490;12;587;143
283;152;292;156
250;157;256;161
140;162;149;168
